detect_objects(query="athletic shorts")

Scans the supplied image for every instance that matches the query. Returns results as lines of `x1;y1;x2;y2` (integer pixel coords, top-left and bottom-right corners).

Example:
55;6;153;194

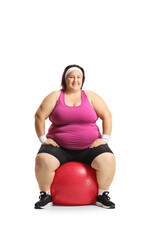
37;143;114;167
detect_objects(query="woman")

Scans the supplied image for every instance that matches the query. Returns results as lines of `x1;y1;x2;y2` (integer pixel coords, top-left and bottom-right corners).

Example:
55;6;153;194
34;64;116;209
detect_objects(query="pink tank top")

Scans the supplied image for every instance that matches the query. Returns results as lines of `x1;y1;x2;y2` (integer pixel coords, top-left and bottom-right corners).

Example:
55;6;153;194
46;90;102;150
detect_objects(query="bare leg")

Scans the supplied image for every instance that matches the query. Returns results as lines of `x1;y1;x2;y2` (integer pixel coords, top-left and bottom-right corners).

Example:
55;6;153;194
35;153;60;191
91;152;116;190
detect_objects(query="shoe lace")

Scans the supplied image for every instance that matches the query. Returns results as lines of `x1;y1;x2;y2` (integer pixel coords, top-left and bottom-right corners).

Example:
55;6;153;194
103;191;111;201
39;191;47;200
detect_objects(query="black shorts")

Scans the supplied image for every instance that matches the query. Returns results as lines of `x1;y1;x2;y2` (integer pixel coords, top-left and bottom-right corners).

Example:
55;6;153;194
37;143;114;167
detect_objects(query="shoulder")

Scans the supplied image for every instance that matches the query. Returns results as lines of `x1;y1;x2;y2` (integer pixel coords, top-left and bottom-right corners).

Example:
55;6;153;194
46;90;61;101
83;90;105;109
83;90;90;96
55;90;61;99
35;91;60;117
83;90;92;103
86;90;103;102
83;90;96;98
40;90;60;106
88;91;108;111
89;91;112;118
89;90;100;96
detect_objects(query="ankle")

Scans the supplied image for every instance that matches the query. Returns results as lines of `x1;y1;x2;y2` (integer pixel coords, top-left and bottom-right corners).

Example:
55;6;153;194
98;188;109;195
40;189;51;195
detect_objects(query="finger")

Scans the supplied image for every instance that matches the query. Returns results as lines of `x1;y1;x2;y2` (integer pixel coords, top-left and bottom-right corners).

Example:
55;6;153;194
51;143;56;147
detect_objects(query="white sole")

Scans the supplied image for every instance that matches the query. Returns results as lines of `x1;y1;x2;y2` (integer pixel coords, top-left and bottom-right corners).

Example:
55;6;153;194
35;202;53;209
41;202;53;209
95;201;114;209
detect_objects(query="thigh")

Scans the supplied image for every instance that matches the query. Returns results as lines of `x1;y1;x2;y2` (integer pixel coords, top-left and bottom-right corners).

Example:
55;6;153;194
83;143;114;166
37;144;71;166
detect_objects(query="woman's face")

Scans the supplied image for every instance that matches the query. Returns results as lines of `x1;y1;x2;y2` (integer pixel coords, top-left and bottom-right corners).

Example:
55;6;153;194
65;70;83;92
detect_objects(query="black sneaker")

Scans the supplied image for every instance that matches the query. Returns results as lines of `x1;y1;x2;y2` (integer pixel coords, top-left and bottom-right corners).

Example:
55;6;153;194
96;191;115;209
34;191;53;209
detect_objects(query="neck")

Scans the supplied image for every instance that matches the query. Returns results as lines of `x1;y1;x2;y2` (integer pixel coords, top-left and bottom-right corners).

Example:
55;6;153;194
65;89;81;95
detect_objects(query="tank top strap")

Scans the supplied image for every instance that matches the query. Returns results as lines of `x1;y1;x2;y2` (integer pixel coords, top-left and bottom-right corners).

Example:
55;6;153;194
59;90;64;104
81;89;86;102
59;90;66;106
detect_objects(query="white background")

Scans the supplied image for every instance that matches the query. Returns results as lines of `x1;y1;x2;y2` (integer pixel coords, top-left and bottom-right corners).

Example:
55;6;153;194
0;0;160;239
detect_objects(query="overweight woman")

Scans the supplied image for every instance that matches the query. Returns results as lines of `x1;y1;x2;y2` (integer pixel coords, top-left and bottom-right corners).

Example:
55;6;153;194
34;64;116;209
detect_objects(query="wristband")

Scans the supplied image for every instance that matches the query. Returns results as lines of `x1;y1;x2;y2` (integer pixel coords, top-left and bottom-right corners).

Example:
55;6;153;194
39;135;47;144
102;134;110;143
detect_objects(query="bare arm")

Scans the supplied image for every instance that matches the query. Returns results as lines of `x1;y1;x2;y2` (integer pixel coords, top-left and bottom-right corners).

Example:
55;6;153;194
34;91;58;137
90;91;112;135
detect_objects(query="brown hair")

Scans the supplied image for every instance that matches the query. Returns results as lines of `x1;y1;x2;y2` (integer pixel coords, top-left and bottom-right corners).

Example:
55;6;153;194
60;64;85;91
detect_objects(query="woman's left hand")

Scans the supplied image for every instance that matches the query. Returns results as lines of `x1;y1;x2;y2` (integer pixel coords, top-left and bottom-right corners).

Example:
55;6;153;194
89;138;107;148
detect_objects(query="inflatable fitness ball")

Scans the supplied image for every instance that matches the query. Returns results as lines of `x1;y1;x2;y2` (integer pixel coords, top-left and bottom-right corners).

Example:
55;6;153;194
51;161;98;205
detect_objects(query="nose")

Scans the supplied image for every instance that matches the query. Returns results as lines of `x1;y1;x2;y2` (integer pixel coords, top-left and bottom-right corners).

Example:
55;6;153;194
73;78;78;82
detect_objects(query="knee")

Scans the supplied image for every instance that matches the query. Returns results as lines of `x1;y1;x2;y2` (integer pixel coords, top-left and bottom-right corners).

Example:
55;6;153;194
35;154;45;169
92;153;116;170
35;154;49;171
35;153;60;172
107;154;116;170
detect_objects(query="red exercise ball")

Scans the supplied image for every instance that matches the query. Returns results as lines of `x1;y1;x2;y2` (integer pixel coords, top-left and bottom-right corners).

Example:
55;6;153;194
51;161;98;206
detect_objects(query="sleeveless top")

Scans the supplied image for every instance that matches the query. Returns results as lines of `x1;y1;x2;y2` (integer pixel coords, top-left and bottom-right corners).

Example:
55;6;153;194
46;90;102;150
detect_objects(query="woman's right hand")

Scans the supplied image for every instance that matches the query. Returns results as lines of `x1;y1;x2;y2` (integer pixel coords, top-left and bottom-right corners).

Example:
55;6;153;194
43;138;60;148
